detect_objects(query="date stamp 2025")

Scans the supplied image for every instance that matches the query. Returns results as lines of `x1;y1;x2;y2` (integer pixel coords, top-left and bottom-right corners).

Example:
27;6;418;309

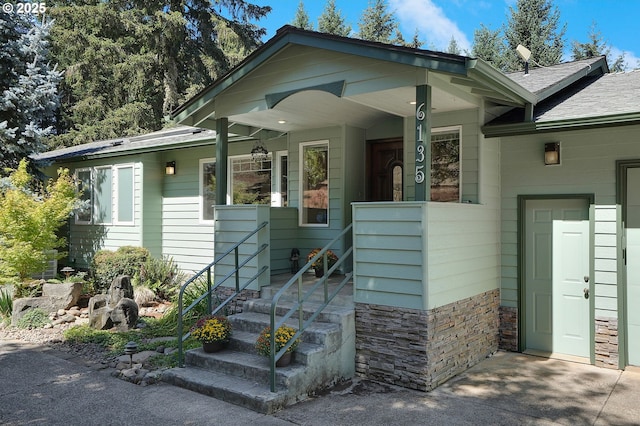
2;2;47;15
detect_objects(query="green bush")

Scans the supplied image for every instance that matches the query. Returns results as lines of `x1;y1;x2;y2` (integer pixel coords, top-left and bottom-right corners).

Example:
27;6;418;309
133;256;186;301
16;308;50;329
90;246;151;293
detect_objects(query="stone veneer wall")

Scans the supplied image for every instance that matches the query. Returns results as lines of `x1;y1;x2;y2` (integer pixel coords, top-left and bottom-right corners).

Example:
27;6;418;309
595;316;618;369
355;288;500;391
213;287;260;314
499;306;518;352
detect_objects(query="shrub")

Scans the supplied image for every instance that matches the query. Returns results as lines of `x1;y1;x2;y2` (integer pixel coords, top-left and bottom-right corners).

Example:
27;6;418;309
0;289;12;323
133;256;186;301
16;308;50;329
90;246;151;293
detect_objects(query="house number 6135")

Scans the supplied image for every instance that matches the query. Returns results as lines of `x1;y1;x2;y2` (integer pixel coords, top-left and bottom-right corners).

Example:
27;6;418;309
415;102;426;184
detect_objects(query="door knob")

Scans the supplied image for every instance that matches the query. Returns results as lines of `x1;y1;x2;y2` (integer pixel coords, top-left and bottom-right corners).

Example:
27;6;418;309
584;276;589;283
583;288;590;299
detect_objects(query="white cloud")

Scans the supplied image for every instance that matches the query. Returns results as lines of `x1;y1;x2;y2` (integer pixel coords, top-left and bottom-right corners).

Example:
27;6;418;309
609;46;640;71
389;0;471;52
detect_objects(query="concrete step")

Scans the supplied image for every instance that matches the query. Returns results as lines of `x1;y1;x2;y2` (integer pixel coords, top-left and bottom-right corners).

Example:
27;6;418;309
161;366;293;414
227;311;343;350
243;298;355;324
183;348;307;387
227;330;326;365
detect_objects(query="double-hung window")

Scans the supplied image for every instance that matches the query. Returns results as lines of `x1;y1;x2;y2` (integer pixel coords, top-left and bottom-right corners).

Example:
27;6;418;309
75;164;135;224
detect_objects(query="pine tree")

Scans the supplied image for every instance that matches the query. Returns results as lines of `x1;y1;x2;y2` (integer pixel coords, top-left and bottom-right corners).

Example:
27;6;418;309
447;37;462;55
46;1;270;148
318;0;351;36
356;0;399;44
572;22;626;72
472;24;506;71
292;1;314;31
409;29;424;49
0;13;61;175
503;0;566;71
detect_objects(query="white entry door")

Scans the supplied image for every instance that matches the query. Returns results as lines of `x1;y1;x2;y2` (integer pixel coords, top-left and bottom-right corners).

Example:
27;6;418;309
626;167;640;365
525;198;590;357
552;220;590;357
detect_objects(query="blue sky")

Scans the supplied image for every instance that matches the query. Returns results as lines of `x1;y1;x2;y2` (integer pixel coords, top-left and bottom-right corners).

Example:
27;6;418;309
254;0;639;69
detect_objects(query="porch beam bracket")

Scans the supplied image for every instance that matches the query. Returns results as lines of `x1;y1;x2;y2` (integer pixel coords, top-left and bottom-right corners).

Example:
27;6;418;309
265;80;345;109
415;84;432;201
225;122;283;139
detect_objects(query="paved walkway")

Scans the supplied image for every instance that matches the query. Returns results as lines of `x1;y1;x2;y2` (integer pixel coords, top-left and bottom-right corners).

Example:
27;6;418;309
1;338;639;425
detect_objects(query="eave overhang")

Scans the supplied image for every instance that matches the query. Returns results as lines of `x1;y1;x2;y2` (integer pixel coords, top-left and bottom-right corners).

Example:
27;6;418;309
482;112;640;137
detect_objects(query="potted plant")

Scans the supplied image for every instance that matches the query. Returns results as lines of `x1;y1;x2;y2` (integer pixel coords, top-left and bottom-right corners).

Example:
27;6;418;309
255;325;300;367
190;315;232;353
307;248;338;277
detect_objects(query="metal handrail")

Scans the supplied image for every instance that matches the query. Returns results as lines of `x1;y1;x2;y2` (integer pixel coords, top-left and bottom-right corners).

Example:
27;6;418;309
268;223;353;392
177;221;269;367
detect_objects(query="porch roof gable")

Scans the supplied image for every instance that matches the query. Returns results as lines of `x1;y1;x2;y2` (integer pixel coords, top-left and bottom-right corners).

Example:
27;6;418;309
172;25;536;129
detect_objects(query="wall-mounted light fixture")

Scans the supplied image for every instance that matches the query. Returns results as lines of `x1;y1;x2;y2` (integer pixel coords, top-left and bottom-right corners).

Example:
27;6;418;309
165;161;176;175
544;142;560;165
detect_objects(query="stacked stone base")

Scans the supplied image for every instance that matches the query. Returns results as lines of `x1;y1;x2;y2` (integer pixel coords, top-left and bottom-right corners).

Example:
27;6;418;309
498;306;518;352
355;289;500;391
595;317;618;369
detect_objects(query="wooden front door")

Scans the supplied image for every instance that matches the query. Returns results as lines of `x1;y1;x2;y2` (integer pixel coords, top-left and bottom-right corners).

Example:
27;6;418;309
367;139;403;201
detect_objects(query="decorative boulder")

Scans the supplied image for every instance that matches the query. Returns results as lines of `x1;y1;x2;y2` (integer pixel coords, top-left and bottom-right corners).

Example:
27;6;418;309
88;275;139;331
42;282;82;310
11;297;58;326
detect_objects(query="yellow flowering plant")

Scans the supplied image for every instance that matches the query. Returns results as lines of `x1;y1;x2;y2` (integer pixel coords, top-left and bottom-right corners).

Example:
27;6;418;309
190;315;232;344
307;248;338;270
255;325;300;356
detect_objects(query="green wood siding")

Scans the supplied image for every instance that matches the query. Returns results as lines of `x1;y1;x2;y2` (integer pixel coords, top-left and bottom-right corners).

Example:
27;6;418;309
214;206;270;290
353;202;427;310
161;146;215;273
499;124;640;311
269;207;299;274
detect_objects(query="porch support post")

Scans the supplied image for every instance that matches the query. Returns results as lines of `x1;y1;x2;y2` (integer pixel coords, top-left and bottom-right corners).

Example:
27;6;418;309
414;85;432;201
216;117;229;205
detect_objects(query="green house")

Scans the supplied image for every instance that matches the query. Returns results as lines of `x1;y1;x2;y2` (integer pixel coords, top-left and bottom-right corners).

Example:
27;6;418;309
38;26;639;394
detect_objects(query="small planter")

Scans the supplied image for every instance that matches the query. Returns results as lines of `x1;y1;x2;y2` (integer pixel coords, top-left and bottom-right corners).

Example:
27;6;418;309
276;352;292;367
314;268;324;278
202;341;226;353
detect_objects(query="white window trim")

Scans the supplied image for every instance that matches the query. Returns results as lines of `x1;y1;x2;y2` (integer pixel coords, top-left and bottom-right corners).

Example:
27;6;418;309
299;140;329;228
431;125;462;203
113;163;135;225
75;167;93;225
199;157;216;224
272;150;288;207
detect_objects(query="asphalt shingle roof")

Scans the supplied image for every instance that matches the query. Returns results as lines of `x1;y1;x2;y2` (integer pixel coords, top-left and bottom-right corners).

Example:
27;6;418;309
506;56;606;99
534;70;640;122
34;126;215;162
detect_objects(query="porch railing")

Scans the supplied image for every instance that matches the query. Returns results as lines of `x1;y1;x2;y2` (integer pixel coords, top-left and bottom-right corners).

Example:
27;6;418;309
268;223;353;392
176;221;269;367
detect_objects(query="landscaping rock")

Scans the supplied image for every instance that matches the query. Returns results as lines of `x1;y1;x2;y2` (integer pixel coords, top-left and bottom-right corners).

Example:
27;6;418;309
42;282;83;310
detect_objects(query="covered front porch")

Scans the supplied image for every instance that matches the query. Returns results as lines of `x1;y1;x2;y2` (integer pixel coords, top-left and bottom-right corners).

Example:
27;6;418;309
170;26;524;391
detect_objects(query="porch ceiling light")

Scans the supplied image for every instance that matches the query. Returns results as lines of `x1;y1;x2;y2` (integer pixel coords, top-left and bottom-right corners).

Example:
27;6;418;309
165;161;176;175
251;141;269;163
544;142;560;165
